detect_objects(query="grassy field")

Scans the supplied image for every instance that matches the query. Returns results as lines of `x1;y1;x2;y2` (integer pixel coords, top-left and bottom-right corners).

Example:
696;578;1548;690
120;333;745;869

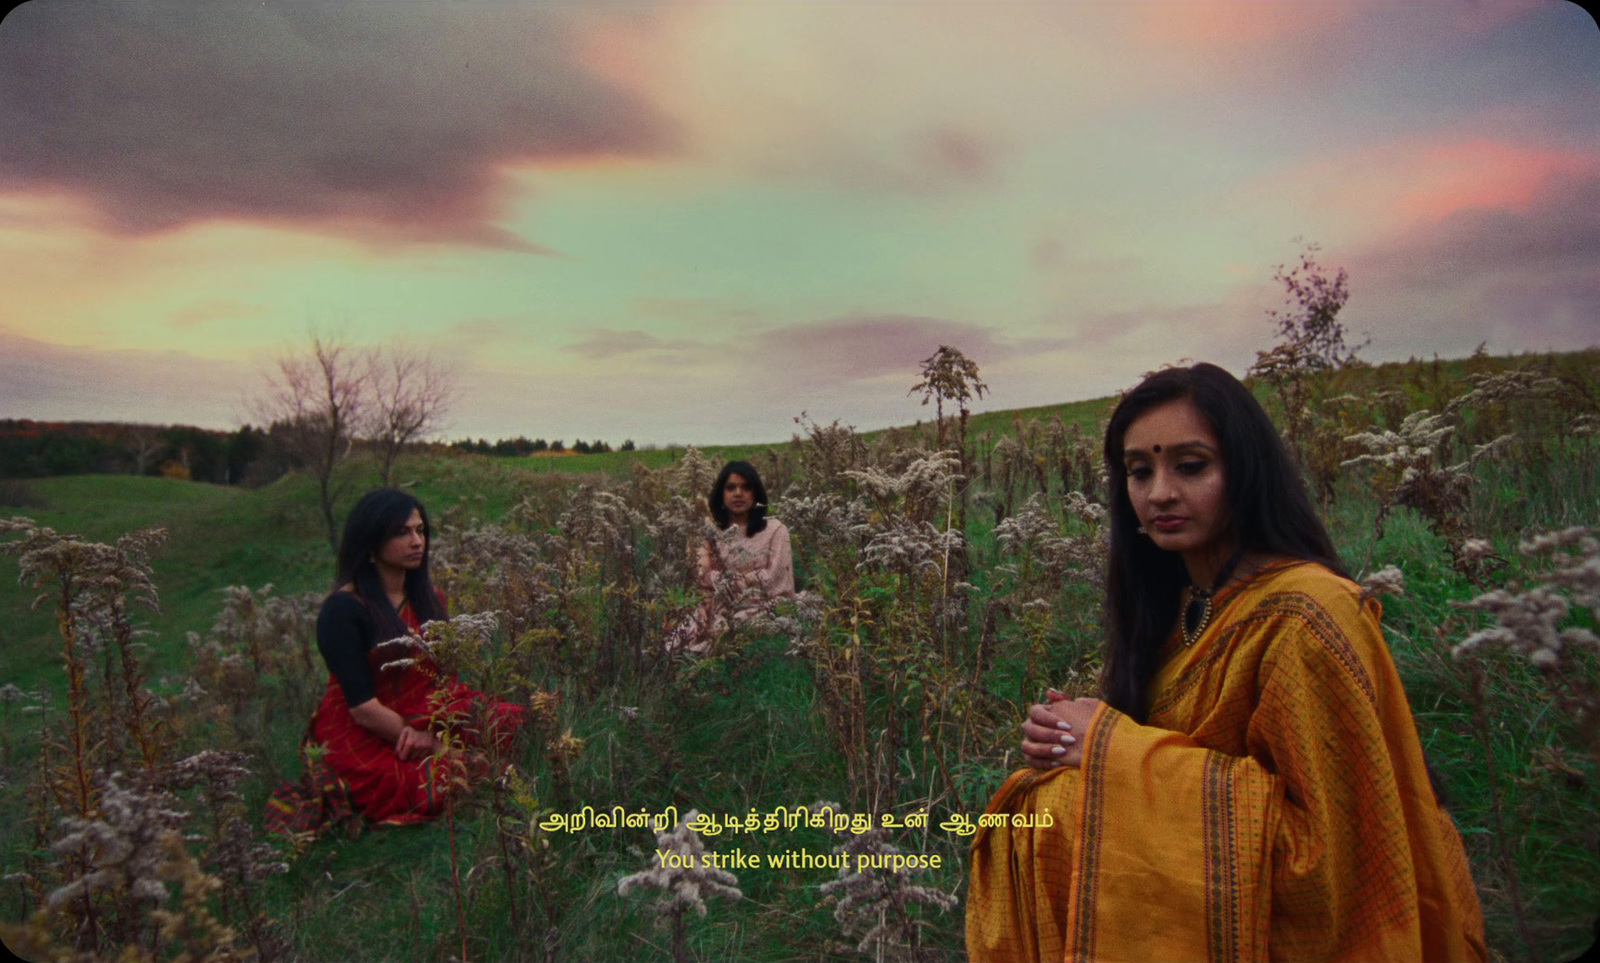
3;351;1599;962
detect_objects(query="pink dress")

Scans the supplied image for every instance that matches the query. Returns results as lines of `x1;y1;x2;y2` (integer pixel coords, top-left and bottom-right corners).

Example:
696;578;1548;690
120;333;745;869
666;519;795;654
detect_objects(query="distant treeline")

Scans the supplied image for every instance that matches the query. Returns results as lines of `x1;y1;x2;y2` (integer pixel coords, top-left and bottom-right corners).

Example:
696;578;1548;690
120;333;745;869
449;436;635;456
1;420;396;485
0;420;269;484
0;421;643;483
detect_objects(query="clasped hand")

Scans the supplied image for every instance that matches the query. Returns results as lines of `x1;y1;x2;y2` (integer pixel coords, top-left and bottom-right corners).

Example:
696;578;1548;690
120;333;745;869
394;724;441;761
1020;689;1101;769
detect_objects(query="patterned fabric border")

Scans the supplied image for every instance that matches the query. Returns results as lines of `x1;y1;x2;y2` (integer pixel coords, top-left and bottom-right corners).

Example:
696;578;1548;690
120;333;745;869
1070;708;1122;962
1202;752;1241;961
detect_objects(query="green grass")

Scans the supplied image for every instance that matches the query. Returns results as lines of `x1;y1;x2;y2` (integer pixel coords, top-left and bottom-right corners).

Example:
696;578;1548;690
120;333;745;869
1;475;319;691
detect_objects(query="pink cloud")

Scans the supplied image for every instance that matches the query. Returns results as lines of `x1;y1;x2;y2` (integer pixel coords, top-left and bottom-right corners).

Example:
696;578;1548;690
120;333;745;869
1344;171;1600;355
166;298;266;331
1386;140;1599;222
0;4;677;252
1129;2;1361;52
1237;134;1600;238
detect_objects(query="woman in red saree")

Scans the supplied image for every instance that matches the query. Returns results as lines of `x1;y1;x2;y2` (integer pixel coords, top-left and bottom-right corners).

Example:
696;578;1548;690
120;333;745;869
966;364;1486;962
267;488;523;835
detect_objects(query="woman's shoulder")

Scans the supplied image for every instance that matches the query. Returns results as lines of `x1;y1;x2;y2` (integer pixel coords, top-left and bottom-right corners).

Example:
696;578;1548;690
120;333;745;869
1251;559;1361;607
1239;560;1388;673
764;517;790;536
319;589;373;623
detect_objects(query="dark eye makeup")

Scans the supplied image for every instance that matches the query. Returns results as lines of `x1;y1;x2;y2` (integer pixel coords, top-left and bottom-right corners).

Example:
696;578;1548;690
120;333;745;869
1125;457;1212;480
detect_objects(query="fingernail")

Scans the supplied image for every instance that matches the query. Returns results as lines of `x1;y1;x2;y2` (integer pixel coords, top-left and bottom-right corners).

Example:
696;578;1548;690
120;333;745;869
1056;721;1072;732
1051;745;1066;756
1060;734;1076;745
1050;760;1063;768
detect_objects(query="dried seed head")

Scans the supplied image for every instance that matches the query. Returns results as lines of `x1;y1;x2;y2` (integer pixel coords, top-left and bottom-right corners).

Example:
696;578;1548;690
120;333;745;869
1358;565;1407;602
817;828;957;959
617;810;743;922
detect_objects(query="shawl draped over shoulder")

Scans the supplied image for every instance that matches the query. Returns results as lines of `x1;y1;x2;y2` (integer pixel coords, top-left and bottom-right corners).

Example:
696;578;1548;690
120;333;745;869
965;561;1485;962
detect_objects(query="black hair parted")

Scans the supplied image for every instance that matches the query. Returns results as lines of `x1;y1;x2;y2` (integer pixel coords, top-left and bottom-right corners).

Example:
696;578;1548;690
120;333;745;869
1100;362;1346;722
333;487;447;639
708;460;769;536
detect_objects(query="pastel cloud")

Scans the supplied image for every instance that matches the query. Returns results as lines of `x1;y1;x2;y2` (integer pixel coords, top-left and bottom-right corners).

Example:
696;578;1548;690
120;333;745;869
557;315;1014;385
0;3;677;251
1246;135;1600;235
166;299;266;332
636;4;1155;195
565;329;700;360
1347;172;1600;354
1129;2;1363;53
1385;141;1598;223
1126;0;1550;93
752;316;1014;384
0;329;253;428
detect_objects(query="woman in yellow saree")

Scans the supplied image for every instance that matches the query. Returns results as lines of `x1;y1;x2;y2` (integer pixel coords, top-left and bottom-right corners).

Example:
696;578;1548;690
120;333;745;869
966;363;1486;962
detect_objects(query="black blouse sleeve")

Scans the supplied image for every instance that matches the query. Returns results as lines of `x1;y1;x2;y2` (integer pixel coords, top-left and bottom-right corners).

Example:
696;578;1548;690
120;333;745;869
316;592;377;708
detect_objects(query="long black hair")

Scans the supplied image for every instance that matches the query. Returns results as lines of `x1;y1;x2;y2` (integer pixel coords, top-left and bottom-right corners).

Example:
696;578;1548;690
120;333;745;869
332;487;447;639
708;460;769;536
1101;363;1346;721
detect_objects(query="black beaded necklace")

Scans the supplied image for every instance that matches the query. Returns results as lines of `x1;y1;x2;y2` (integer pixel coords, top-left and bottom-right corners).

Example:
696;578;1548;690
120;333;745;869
1181;548;1247;647
1181;586;1213;647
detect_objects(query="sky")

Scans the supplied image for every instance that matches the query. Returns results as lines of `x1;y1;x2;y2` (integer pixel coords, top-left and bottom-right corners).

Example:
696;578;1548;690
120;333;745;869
1;0;1597;445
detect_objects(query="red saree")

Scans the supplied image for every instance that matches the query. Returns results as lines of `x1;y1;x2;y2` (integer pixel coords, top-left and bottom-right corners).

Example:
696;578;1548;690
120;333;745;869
266;601;525;835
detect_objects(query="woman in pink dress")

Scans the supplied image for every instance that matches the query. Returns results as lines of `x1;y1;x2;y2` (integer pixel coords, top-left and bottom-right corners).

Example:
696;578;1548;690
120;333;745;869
665;461;795;654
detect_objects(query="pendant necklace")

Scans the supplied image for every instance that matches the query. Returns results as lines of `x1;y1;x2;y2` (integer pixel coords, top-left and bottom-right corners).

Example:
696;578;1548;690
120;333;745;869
1182;551;1256;647
1182;585;1214;647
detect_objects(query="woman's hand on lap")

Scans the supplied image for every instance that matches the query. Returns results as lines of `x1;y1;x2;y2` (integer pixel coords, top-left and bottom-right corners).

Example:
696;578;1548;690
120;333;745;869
394;725;440;761
1021;690;1100;769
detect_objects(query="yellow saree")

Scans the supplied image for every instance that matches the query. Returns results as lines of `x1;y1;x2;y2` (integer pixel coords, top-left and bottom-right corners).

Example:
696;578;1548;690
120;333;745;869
966;561;1486;962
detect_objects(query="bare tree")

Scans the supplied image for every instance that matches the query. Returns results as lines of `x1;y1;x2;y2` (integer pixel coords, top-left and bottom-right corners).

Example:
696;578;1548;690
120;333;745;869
255;335;369;552
128;432;162;476
366;345;455;486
